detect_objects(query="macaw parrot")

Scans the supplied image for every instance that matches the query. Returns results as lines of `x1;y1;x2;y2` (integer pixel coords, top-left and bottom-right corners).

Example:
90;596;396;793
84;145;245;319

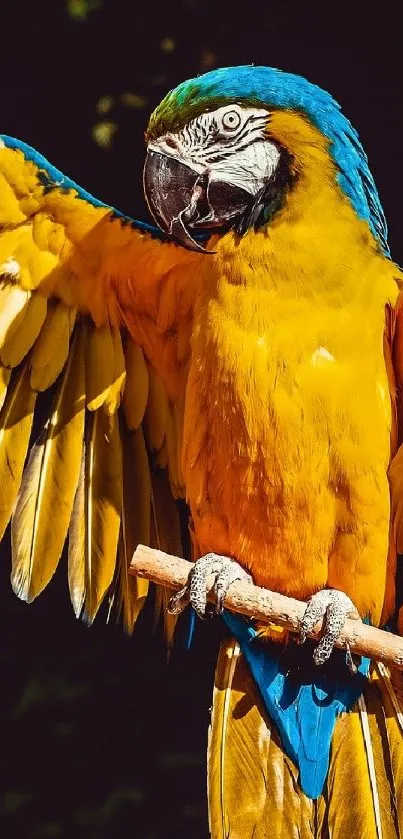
1;64;403;837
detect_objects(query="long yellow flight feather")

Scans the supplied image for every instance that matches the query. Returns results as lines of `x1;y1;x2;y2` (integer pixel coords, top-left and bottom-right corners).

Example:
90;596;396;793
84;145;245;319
0;361;36;540
0;284;30;349
11;330;85;602
30;302;75;391
119;424;151;633
83;406;123;623
68;445;86;618
0;365;11;411
155;438;168;469
327;694;382;836
122;338;149;430
104;327;126;415
86;321;115;411
68;411;121;623
143;364;168;452
207;640;310;839
150;467;183;648
357;694;383;839
360;680;402;839
165;400;185;499
0;293;47;367
208;640;239;839
374;664;403;836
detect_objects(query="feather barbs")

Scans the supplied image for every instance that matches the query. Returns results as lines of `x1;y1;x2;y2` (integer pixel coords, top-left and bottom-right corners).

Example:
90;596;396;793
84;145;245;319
11;328;86;602
86;320;126;413
0;301;185;628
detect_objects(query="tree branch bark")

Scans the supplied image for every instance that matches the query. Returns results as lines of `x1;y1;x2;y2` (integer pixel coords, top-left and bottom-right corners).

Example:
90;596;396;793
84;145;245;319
130;544;403;671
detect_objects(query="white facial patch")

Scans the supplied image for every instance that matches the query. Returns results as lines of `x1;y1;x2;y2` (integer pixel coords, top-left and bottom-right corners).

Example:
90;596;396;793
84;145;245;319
208;139;280;195
149;104;280;197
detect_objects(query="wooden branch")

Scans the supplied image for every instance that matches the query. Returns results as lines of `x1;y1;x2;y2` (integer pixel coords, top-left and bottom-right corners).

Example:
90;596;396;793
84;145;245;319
130;544;403;671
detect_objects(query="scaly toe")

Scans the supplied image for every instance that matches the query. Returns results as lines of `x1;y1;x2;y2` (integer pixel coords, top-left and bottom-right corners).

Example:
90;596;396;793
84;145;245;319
167;553;252;619
299;589;360;666
189;553;226;617
213;563;253;615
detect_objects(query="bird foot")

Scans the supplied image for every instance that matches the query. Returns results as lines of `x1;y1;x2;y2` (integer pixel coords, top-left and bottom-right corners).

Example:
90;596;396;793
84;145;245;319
298;589;361;671
167;553;252;619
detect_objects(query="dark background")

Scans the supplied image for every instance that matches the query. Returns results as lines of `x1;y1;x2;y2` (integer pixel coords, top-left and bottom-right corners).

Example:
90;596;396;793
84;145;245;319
1;2;403;837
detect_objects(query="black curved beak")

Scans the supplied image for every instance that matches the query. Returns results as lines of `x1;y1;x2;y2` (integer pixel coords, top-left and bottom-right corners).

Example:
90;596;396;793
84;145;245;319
143;149;213;253
144;147;256;253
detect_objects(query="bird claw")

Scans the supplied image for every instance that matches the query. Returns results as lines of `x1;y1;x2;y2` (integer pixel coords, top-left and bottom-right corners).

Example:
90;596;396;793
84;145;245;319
298;589;360;669
167;552;252;619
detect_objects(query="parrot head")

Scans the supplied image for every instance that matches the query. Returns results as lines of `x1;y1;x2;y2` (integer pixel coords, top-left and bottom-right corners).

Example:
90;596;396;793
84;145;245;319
143;66;389;256
144;100;292;252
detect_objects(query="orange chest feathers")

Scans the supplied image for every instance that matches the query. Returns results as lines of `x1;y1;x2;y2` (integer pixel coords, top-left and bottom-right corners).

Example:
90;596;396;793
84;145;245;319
180;227;400;625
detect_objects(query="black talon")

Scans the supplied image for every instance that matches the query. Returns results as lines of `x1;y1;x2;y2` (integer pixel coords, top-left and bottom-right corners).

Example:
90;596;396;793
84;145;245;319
215;590;225;615
168;585;190;614
345;642;358;674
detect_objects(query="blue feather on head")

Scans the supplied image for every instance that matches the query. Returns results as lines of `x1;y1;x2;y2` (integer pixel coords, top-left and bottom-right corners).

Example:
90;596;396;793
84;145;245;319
150;65;389;256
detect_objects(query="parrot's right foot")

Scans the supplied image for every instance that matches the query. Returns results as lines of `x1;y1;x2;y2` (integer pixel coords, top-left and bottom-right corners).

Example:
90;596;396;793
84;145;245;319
167;553;252;619
298;588;361;670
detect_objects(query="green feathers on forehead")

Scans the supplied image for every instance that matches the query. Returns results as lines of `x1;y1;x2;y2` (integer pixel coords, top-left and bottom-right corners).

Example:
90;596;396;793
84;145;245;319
148;90;243;140
147;75;266;140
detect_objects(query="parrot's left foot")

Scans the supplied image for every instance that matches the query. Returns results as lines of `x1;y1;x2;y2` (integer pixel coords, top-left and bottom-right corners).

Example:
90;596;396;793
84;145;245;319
298;589;361;670
167;553;252;619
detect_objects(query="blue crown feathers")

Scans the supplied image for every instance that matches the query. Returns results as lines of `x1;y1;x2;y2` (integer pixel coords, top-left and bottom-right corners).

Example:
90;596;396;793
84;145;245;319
155;66;389;255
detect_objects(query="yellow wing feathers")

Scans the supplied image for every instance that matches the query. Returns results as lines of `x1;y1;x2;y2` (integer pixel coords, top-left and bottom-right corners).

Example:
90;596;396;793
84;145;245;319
86;321;125;412
0;362;37;542
79;407;123;623
1;291;48;368
11;327;86;602
0;299;186;624
0;139;199;627
119;425;152;633
122;338;149;429
0;364;10;409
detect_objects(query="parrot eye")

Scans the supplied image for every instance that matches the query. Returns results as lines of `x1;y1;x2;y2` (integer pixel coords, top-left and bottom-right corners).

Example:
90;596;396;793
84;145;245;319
221;110;242;132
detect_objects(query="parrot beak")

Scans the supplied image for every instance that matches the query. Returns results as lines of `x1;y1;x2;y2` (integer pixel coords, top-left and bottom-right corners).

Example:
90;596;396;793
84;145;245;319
143;149;212;252
143;147;254;253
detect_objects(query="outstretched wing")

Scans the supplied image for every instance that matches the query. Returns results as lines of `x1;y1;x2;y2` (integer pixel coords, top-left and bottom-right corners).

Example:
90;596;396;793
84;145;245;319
0;135;202;632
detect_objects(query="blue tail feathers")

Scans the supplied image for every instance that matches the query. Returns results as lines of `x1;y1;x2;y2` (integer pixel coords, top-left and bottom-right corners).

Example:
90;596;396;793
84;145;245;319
223;610;370;798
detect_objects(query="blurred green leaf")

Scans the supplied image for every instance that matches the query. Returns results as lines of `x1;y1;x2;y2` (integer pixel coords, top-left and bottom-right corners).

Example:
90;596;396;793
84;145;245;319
121;93;148;109
66;0;102;20
96;96;114;115
0;790;32;815
160;37;176;54
92;121;118;149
